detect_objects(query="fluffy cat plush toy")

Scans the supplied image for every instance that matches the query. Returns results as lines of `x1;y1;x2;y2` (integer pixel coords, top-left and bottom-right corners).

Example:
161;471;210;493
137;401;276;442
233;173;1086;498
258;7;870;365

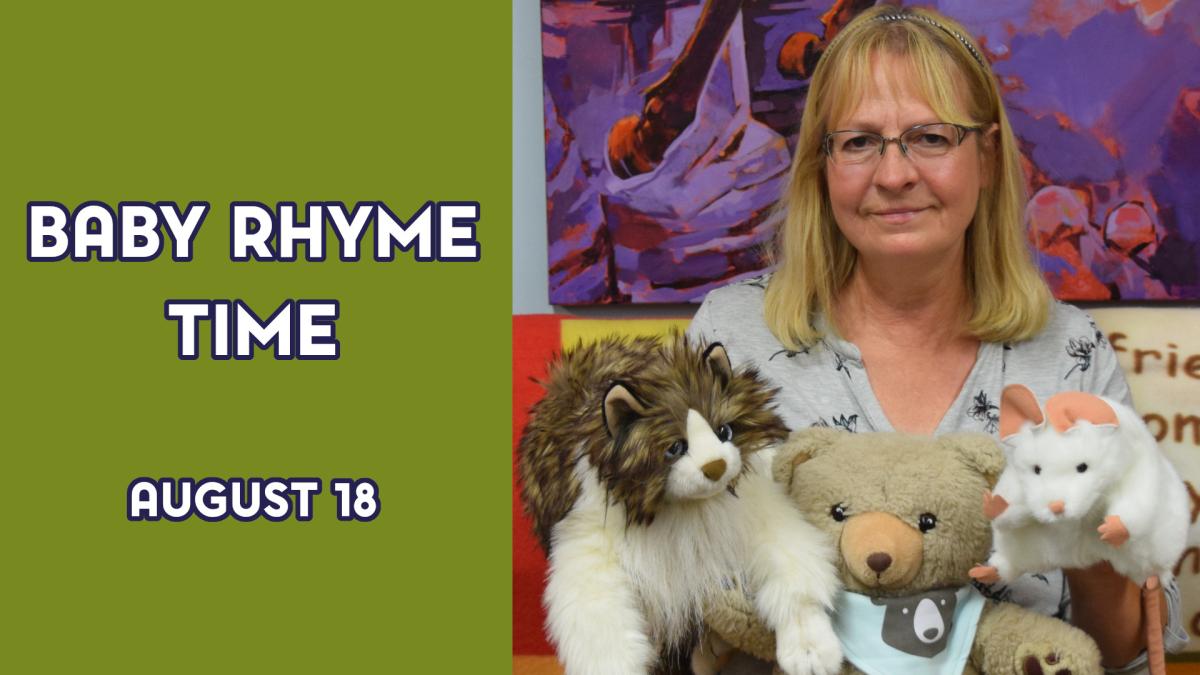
518;334;842;675
970;384;1188;675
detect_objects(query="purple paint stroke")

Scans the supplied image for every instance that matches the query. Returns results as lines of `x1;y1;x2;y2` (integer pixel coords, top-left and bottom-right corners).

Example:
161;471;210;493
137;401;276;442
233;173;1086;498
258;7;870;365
600;12;788;303
996;9;1200;178
541;1;1200;303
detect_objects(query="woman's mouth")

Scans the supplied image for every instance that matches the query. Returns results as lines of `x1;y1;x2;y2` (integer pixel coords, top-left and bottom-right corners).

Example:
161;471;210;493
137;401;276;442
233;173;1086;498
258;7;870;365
872;207;927;224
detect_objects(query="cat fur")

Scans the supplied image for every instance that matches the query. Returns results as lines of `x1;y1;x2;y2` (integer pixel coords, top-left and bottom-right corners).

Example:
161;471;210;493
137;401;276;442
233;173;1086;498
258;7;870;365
518;334;842;675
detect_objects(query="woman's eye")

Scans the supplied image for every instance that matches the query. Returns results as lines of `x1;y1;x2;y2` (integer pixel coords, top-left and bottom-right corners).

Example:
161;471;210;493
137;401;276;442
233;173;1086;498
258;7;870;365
1033;465;1042;475
717;424;734;442
912;133;950;147
830;503;847;522
843;135;878;152
918;513;937;533
665;440;688;461
1076;463;1088;473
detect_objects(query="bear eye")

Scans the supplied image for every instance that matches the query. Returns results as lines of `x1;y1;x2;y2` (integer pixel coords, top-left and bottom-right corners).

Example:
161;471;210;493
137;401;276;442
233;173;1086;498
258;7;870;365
665;440;688;461
918;513;937;533
830;503;847;522
1033;465;1041;475
716;423;734;442
1076;463;1088;473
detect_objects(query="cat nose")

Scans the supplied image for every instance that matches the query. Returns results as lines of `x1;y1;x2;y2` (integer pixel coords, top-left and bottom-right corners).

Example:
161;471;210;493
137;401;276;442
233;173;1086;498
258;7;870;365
867;552;893;573
701;459;726;481
1048;500;1065;515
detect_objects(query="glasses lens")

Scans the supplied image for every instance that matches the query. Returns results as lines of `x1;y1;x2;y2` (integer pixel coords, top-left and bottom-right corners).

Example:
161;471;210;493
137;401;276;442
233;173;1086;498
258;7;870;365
828;132;881;164
901;124;959;158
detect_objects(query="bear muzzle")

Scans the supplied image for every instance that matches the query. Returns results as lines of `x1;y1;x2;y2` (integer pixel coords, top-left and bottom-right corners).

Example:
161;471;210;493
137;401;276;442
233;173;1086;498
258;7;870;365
840;511;924;589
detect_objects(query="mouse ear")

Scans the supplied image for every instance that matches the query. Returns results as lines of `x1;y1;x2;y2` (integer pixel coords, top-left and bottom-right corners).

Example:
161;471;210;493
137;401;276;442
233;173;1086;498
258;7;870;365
999;384;1044;439
702;342;733;383
773;427;843;488
603;381;648;438
1044;391;1118;432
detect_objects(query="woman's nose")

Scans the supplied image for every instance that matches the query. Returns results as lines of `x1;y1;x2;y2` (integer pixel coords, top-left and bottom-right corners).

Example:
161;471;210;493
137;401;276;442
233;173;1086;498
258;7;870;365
872;142;919;192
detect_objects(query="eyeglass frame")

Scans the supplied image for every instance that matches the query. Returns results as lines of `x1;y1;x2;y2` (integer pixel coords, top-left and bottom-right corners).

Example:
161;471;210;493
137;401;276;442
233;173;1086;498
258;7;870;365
822;122;983;164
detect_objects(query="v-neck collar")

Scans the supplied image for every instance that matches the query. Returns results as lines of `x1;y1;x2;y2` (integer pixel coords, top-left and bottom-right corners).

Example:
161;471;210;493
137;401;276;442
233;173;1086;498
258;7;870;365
814;313;997;435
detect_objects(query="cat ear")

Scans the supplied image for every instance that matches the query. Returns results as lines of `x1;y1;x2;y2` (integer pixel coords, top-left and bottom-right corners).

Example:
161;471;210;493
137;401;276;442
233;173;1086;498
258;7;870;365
1044;391;1118;432
603;381;648;438
702;342;733;383
999;384;1044;439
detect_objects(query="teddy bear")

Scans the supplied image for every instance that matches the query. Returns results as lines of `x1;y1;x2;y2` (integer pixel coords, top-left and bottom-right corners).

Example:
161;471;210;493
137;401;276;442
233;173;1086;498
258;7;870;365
696;427;1103;675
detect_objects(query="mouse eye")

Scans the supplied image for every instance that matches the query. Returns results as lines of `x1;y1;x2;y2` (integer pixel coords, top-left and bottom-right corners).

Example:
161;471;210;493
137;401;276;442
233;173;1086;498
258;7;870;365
1033;465;1041;475
918;513;937;533
830;503;847;522
1076;463;1088;473
665;440;688;461
716;423;734;442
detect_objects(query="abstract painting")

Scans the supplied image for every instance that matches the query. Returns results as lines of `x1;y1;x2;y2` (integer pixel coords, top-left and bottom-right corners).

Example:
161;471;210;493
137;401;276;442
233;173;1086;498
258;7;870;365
541;0;1200;304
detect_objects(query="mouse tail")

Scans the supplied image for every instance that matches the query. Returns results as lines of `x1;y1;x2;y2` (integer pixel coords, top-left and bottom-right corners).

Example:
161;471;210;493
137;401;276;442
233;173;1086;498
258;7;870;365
1144;575;1166;675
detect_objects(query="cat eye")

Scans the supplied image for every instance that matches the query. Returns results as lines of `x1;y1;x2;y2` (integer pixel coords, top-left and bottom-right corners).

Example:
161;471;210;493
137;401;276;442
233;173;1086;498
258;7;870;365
716;423;734;442
665;439;688;461
830;503;847;522
1076;463;1088;473
918;513;937;533
1033;465;1041;475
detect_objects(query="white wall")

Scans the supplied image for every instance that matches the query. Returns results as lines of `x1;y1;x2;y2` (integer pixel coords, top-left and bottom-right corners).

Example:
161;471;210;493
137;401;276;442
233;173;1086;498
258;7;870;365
512;0;551;315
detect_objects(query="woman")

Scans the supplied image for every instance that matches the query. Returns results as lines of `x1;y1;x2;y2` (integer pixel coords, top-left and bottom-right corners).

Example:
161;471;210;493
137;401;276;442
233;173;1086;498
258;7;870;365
687;5;1184;673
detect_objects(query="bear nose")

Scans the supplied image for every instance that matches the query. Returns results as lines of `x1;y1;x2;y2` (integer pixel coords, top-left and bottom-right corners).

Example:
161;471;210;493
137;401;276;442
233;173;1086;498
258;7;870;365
867;552;892;573
701;459;726;481
1048;500;1065;515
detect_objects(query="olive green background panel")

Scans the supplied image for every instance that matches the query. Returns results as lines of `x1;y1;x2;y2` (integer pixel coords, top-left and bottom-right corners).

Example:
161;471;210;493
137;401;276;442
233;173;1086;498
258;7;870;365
0;2;511;671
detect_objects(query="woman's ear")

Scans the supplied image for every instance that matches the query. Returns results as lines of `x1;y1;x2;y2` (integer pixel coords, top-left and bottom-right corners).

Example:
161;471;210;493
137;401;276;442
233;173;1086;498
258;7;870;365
980;122;1000;188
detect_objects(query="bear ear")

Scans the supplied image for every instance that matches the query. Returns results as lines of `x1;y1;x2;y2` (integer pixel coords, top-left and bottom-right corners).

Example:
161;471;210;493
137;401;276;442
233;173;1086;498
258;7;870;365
603;381;648;438
999;384;1044;439
940;433;1006;489
702;342;733;383
773;427;843;487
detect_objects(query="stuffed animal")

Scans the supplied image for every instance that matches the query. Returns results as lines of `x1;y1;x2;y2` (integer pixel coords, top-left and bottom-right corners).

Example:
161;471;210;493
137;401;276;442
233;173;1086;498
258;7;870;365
699;428;1102;675
517;334;843;675
969;384;1189;675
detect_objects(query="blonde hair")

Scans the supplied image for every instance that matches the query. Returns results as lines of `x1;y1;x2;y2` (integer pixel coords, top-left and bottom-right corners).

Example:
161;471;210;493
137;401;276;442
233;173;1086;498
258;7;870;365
764;5;1050;349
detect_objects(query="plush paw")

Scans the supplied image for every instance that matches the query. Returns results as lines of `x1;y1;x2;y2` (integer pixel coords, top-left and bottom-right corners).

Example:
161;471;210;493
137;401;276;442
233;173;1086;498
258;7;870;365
1097;515;1129;547
969;564;1001;585
691;630;735;675
982;490;1009;520
704;584;777;661
1014;641;1099;675
774;608;842;675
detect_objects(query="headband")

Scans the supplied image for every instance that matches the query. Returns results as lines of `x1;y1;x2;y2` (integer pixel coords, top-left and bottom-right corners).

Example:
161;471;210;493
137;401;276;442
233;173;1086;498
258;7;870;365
874;11;988;71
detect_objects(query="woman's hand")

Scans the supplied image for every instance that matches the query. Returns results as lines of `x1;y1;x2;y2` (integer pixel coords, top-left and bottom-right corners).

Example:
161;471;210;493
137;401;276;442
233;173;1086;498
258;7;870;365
1063;561;1167;668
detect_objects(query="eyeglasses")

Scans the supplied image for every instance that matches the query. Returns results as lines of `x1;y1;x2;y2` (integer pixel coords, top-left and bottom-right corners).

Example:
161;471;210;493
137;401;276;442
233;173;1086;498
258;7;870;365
823;123;981;166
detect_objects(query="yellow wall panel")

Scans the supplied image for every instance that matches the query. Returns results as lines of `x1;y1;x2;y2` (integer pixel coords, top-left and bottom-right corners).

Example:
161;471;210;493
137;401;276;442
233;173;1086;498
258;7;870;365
1091;307;1200;653
559;318;692;349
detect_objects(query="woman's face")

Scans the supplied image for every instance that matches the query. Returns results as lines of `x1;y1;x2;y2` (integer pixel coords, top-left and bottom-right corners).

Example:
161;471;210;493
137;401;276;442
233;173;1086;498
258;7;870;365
824;53;984;267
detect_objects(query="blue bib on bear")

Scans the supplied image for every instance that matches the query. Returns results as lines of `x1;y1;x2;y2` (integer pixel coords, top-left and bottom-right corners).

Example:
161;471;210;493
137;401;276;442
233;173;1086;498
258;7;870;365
833;585;985;675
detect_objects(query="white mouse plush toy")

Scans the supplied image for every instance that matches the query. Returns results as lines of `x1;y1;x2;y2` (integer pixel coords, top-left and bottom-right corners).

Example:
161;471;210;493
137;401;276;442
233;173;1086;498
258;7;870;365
969;384;1188;675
